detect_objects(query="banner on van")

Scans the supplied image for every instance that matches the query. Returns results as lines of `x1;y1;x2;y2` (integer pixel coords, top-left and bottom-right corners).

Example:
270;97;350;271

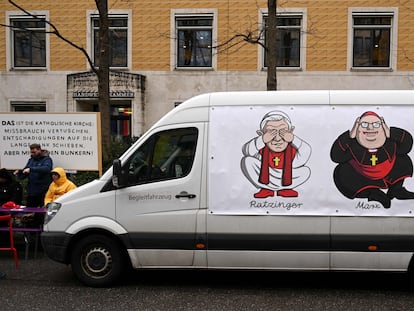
208;105;414;217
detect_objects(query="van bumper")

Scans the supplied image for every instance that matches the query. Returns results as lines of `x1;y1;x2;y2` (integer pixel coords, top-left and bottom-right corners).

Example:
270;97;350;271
41;232;72;264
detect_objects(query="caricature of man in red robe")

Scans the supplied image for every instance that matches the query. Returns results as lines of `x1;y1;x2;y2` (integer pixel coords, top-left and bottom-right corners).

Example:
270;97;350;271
330;111;414;209
241;110;311;198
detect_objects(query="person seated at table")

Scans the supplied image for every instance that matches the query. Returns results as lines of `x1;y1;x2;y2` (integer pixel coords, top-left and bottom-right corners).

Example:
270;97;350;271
44;167;77;205
0;168;22;207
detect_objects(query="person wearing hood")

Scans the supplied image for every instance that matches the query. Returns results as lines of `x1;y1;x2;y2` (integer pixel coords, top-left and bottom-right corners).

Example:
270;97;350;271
14;143;53;208
44;167;77;205
0;168;22;206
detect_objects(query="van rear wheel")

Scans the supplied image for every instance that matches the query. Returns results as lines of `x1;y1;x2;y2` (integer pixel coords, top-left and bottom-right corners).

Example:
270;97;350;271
71;234;123;287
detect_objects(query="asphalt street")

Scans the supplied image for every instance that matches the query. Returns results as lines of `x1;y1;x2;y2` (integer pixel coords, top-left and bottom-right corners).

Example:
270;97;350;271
1;234;414;311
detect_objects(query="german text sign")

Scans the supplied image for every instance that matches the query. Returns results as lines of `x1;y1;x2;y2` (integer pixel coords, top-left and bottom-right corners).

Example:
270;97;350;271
0;113;101;171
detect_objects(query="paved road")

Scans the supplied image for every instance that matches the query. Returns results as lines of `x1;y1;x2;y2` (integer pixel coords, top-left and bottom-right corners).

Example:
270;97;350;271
1;245;414;311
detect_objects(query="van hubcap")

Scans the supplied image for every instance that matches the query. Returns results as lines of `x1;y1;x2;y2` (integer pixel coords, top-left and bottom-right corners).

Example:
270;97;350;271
82;246;112;278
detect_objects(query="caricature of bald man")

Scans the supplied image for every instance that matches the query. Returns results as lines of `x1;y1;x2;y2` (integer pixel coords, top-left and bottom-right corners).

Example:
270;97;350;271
241;111;311;198
331;111;414;208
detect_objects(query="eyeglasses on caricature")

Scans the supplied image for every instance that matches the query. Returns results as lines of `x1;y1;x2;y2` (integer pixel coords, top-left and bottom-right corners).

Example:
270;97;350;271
360;121;381;129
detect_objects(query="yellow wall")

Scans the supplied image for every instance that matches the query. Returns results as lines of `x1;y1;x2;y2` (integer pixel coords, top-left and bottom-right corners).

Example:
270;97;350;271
2;0;414;72
306;1;349;71
398;2;414;70
0;23;4;71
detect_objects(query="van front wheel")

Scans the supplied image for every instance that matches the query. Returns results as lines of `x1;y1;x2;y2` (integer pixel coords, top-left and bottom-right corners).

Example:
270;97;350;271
71;234;123;287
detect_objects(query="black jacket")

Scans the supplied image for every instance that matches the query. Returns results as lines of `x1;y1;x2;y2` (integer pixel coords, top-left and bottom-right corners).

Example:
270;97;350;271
0;168;23;205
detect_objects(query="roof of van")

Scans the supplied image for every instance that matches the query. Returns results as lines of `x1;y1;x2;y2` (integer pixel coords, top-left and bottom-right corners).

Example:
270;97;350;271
176;90;414;109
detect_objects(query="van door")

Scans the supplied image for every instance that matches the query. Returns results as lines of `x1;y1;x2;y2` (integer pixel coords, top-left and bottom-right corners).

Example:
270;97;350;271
115;124;204;267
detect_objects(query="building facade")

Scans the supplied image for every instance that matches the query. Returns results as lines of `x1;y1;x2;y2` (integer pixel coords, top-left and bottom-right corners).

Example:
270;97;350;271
1;0;414;139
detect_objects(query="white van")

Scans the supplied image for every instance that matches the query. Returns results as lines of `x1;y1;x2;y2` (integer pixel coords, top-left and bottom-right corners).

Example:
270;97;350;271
41;90;414;287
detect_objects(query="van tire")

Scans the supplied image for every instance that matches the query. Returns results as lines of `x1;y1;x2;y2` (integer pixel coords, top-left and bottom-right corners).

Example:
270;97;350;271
71;234;123;287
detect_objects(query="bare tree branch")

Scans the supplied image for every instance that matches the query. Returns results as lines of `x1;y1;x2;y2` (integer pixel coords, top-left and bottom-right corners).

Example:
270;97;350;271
4;0;114;164
215;29;266;54
7;0;97;74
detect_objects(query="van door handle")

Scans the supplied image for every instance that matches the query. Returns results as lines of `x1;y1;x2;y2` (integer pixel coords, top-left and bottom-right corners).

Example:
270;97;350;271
175;191;196;199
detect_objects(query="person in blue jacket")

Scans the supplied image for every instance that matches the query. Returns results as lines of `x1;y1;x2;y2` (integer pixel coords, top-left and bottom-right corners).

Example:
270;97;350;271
14;143;53;208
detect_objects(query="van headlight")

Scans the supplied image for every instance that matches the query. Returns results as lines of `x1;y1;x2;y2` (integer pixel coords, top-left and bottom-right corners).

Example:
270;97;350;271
44;202;62;224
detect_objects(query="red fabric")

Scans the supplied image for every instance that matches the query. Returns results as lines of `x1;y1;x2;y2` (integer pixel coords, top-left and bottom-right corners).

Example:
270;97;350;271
259;145;271;184
349;157;395;180
282;145;293;186
2;201;20;209
259;144;294;186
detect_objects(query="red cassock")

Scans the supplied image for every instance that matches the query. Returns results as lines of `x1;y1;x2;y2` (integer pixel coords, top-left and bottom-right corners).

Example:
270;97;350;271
259;144;297;186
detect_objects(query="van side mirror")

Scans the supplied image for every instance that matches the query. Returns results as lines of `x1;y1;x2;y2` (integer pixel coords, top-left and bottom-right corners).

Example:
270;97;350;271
112;159;127;188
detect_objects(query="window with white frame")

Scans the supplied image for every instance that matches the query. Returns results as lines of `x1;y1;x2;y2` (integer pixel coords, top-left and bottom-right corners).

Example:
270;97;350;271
92;14;128;68
11;101;46;112
352;13;392;68
176;15;213;68
11;16;46;68
263;14;302;68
